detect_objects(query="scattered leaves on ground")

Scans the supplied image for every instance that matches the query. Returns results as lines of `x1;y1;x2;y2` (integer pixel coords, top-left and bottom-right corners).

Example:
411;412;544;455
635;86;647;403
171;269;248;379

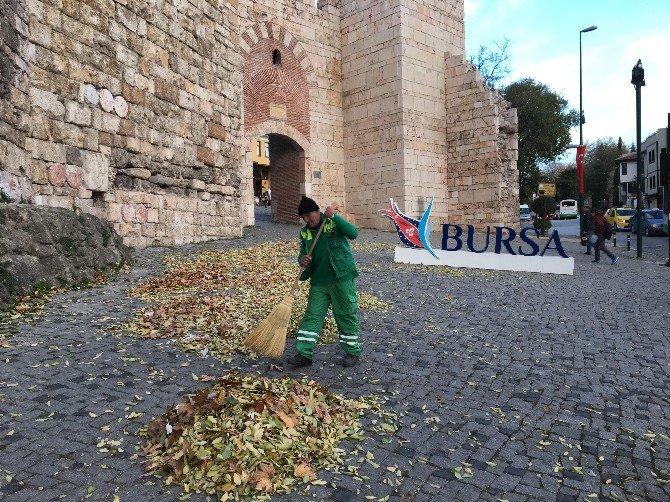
140;373;397;498
0;265;129;344
123;242;390;360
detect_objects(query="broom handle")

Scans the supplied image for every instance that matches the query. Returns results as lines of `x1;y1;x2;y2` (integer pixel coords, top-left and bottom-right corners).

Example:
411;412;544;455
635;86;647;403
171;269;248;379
291;216;328;291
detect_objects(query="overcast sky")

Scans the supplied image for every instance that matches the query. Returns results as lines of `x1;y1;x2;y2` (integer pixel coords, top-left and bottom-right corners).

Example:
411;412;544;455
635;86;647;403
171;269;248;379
464;0;670;153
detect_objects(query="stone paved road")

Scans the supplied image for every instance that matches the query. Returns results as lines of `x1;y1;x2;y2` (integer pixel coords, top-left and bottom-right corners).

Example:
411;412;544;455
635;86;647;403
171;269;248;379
2;209;670;501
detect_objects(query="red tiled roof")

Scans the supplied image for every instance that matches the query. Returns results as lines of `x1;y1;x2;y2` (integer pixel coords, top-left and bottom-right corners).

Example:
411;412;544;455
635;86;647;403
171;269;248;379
615;152;637;161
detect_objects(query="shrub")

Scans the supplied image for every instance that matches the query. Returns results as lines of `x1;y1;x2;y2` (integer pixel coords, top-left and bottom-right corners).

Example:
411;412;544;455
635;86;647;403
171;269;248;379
533;218;552;235
530;196;557;236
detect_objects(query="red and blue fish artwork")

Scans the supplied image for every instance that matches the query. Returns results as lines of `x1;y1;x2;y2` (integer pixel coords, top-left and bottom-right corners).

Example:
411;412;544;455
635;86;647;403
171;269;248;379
379;198;439;259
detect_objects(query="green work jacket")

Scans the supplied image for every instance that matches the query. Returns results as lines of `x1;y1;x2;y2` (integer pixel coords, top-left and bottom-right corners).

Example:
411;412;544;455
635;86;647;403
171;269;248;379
298;213;358;282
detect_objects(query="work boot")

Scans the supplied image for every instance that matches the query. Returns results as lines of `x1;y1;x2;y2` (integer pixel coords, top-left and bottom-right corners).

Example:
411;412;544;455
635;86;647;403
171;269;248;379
592;259;600;263
287;354;312;369
340;354;359;368
584;251;591;255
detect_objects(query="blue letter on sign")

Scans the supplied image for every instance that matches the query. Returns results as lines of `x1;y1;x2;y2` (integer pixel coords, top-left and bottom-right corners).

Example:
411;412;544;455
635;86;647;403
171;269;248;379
466;225;490;253
540;230;568;258
441;224;463;251
518;227;540;256
494;226;517;255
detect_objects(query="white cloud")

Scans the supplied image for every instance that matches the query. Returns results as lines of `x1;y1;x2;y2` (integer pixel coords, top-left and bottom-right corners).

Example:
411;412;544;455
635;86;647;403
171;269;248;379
502;29;670;147
464;0;483;16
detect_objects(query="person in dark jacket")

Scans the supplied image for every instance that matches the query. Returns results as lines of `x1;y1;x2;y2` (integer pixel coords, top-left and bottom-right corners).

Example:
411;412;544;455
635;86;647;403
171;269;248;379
582;204;594;255
286;196;361;369
590;206;618;264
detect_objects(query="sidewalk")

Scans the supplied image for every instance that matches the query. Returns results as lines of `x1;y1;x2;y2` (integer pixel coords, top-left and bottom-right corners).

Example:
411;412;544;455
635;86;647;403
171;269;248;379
1;214;670;501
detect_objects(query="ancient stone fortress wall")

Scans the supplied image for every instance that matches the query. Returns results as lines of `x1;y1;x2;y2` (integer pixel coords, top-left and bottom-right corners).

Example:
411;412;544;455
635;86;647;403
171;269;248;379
1;0;245;247
444;55;519;229
0;0;519;247
0;0;31;203
342;0;518;230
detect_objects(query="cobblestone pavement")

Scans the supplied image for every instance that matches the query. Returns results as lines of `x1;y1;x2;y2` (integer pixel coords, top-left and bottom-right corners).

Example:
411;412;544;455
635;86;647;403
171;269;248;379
2;209;670;501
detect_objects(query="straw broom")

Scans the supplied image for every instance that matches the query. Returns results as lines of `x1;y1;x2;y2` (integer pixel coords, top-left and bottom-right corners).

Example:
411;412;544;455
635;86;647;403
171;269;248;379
244;218;327;359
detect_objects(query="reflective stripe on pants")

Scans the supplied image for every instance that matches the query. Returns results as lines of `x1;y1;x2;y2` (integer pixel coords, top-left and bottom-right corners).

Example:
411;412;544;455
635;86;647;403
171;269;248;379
295;278;360;359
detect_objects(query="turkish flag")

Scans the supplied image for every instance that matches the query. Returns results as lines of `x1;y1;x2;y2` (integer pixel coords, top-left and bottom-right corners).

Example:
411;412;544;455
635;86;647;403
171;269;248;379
576;144;586;194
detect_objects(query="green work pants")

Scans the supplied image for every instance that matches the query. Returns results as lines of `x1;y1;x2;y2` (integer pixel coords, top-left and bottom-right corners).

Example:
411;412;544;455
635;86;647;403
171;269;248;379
295;278;360;359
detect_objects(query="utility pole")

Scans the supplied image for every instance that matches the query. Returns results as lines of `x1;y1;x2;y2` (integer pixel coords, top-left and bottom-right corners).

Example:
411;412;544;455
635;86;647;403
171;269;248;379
578;25;597;231
631;60;645;258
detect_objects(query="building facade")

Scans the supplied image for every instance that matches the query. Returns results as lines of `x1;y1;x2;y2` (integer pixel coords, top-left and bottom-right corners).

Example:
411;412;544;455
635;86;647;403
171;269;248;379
0;0;519;247
616;124;669;210
251;136;270;206
615;152;637;207
640;127;668;210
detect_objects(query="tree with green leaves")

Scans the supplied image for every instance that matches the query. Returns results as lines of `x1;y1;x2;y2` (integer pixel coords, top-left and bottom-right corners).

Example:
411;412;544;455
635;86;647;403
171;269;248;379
555;167;579;201
530;196;556;236
503;79;579;203
584;138;624;209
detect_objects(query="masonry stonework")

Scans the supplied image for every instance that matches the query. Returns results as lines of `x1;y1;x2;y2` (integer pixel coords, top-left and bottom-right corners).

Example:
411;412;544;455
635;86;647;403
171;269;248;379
0;0;518;247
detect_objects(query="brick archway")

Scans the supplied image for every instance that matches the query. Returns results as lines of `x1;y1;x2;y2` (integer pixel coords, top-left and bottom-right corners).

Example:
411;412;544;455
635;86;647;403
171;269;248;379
244;121;311;225
242;22;315;226
239;21;317;92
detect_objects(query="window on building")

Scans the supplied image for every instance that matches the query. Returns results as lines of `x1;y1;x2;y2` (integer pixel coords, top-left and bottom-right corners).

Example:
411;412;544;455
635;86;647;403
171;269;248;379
621;163;627;176
649;149;655;163
256;141;261;156
272;49;281;66
265;142;269;158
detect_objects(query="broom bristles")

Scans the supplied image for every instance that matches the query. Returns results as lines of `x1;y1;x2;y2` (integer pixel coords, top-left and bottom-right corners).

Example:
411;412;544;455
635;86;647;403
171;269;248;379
244;295;295;359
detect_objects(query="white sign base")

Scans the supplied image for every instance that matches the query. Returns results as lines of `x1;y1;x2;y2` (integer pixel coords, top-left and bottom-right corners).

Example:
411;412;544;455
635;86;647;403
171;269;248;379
394;247;574;275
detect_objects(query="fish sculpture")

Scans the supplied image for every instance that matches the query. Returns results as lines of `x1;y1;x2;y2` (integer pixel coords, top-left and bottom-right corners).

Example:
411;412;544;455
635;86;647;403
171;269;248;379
379;198;439;259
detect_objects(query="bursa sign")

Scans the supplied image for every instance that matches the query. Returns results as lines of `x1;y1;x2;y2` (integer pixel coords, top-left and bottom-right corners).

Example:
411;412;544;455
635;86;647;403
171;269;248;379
380;198;574;275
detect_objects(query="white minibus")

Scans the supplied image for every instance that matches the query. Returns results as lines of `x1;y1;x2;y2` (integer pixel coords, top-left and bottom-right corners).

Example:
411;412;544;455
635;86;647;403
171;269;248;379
558;199;578;219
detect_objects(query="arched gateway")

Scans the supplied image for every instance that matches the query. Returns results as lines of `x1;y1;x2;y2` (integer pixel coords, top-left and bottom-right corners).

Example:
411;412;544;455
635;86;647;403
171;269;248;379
241;21;317;225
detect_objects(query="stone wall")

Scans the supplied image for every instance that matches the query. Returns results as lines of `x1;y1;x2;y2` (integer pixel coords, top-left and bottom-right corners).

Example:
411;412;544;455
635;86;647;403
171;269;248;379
0;204;129;309
400;0;465;222
0;0;520;246
340;0;516;230
3;0;245;247
0;0;31;203
444;55;519;229
341;0;404;229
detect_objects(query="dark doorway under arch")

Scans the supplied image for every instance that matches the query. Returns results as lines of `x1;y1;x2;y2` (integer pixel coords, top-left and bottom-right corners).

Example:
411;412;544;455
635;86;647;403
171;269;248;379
264;133;306;224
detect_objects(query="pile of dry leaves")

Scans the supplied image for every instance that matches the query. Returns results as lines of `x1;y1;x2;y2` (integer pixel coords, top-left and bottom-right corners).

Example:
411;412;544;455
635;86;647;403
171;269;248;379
124;242;390;361
141;373;396;498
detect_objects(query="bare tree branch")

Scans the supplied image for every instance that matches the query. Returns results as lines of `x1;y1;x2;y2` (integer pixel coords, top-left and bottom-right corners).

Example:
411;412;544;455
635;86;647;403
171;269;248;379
469;38;512;89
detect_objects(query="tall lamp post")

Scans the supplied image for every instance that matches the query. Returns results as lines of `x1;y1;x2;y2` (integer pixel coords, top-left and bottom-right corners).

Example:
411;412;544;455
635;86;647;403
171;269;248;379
578;25;597;231
631;59;645;258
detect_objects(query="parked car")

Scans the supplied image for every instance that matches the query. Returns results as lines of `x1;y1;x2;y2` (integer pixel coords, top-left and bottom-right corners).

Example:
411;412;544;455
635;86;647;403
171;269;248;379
630;209;668;236
605;207;635;231
520;205;532;222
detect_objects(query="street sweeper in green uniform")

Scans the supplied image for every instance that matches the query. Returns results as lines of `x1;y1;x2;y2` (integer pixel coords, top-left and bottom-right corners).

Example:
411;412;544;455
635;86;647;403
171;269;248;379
286;196;361;369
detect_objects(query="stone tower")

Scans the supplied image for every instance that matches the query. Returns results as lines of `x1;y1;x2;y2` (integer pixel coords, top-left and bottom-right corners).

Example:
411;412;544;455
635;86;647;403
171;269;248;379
341;0;518;229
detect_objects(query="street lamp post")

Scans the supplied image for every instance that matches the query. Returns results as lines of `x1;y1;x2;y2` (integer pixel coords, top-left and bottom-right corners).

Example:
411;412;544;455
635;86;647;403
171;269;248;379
579;25;597;231
631;60;645;258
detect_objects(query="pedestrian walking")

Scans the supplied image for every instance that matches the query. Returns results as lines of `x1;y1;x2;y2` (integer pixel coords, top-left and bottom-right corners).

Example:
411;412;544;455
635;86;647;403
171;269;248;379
582;204;594;255
286;196;361;369
590;205;618;265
